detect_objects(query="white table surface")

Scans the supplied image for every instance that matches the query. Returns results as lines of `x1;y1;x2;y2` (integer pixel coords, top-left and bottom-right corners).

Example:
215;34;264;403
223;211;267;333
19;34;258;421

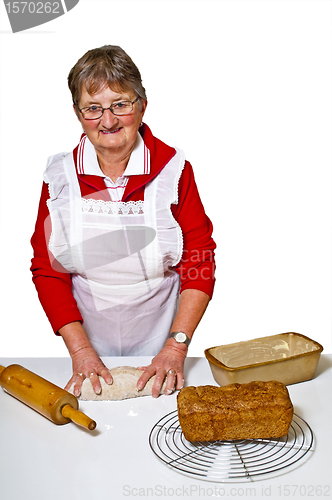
0;355;331;500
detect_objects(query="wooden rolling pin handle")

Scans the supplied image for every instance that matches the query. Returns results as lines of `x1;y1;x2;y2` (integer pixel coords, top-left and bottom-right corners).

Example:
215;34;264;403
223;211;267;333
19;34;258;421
61;404;97;431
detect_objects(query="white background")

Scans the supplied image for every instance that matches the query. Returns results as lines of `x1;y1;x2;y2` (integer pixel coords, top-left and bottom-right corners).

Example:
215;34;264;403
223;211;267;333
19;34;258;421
0;0;331;357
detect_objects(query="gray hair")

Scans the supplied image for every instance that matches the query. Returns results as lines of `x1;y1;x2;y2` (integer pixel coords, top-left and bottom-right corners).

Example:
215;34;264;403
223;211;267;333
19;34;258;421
68;45;147;107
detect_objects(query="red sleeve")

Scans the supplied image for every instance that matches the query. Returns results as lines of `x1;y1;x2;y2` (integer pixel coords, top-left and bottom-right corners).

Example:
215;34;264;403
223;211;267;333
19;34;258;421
171;161;216;299
30;182;83;334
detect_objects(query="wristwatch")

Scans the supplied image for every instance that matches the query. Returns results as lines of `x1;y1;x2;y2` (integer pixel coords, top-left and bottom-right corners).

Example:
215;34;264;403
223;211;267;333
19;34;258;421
170;331;191;346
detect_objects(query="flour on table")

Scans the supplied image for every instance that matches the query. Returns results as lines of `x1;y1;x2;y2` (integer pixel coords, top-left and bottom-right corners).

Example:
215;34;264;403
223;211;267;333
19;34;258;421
68;366;166;401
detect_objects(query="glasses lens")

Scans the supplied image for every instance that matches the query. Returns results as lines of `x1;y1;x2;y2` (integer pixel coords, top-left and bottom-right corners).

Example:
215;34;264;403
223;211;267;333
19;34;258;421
112;102;133;116
81;106;103;119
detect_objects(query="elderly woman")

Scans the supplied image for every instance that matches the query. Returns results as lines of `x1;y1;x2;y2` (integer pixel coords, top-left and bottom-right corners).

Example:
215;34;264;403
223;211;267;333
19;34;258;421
31;45;216;399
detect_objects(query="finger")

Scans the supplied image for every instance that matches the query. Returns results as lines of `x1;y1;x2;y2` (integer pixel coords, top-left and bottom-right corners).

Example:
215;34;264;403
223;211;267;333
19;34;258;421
176;372;185;391
137;368;156;391
100;368;113;385
65;372;84;397
89;371;102;395
73;380;83;398
136;366;147;371
64;378;74;392
151;370;167;398
164;370;177;395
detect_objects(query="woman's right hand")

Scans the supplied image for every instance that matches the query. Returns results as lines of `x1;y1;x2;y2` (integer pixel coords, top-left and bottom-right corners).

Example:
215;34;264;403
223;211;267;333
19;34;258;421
59;321;113;397
64;345;113;397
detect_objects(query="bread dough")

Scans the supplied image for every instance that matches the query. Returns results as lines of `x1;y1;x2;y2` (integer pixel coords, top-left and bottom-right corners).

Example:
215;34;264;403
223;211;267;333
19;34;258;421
68;366;166;401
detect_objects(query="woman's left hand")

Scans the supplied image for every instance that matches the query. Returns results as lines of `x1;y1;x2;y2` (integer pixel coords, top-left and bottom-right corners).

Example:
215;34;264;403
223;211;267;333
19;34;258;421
137;290;210;398
136;341;187;398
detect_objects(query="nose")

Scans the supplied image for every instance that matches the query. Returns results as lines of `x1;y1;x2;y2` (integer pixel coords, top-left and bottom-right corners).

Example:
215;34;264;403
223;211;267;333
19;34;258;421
100;108;118;128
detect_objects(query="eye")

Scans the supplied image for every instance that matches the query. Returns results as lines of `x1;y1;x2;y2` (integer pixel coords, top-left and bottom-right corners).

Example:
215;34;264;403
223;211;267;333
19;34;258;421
113;101;130;109
87;105;102;112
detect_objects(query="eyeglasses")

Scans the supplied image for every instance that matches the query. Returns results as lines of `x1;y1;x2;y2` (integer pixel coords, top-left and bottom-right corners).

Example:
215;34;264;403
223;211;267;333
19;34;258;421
78;96;139;120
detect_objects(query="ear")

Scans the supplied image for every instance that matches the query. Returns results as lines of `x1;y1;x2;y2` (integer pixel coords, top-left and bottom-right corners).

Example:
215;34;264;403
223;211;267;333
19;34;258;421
73;104;85;133
73;103;80;120
140;99;148;117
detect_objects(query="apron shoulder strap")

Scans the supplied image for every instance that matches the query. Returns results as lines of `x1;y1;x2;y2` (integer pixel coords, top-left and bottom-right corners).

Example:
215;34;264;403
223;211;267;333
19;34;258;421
44;152;80;200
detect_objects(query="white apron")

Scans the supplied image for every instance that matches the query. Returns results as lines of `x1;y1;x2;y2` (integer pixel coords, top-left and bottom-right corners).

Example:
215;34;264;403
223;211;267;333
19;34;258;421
44;147;185;356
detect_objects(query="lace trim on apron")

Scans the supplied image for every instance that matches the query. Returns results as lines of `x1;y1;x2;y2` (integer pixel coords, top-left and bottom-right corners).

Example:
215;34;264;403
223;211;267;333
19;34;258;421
81;198;145;216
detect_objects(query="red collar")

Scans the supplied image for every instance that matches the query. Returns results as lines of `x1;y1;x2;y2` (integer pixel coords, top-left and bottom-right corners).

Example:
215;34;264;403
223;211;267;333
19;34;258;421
72;124;176;201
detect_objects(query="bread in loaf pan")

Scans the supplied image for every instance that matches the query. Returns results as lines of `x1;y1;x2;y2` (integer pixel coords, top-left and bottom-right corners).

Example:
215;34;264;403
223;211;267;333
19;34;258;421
177;380;294;442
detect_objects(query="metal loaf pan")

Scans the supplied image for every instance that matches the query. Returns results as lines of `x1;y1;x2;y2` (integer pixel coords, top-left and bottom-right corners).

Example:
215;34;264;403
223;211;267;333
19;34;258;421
204;332;323;386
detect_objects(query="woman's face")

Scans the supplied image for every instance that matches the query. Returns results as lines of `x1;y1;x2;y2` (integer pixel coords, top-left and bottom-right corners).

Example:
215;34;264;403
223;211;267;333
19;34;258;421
76;85;147;160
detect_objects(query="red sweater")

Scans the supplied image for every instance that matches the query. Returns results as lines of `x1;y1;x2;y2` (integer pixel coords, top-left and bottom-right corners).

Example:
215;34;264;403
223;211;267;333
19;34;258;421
30;124;216;333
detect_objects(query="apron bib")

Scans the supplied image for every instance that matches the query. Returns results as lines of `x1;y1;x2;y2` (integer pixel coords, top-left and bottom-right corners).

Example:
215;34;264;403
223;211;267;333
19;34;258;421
44;147;185;355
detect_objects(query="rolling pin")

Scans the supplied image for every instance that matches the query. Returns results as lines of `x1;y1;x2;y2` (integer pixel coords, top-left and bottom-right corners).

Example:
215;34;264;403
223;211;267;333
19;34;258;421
0;364;96;431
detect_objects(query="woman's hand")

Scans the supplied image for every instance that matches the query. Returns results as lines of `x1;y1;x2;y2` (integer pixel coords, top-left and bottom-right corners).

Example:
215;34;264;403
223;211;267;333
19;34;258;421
137;290;210;398
137;340;187;398
59;321;113;397
64;345;113;397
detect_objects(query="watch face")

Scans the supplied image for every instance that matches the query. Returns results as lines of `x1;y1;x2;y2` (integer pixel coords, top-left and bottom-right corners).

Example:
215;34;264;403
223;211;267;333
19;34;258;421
176;332;187;343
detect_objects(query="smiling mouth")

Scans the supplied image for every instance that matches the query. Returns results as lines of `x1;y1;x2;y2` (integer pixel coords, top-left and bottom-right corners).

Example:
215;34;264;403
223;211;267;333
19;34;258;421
100;127;122;134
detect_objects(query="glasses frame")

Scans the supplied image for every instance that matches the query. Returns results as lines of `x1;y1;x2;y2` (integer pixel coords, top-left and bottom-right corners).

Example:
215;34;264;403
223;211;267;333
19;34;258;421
77;96;140;120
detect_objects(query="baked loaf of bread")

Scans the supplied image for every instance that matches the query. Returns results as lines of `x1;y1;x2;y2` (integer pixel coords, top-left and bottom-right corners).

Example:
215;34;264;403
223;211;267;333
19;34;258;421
177;381;293;442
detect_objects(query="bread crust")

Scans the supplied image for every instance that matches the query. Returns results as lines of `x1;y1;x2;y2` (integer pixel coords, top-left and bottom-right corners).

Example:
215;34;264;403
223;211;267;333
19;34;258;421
177;381;294;442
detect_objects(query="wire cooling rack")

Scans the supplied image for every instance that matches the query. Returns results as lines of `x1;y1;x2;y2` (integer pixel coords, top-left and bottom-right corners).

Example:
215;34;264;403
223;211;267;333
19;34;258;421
149;411;314;482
